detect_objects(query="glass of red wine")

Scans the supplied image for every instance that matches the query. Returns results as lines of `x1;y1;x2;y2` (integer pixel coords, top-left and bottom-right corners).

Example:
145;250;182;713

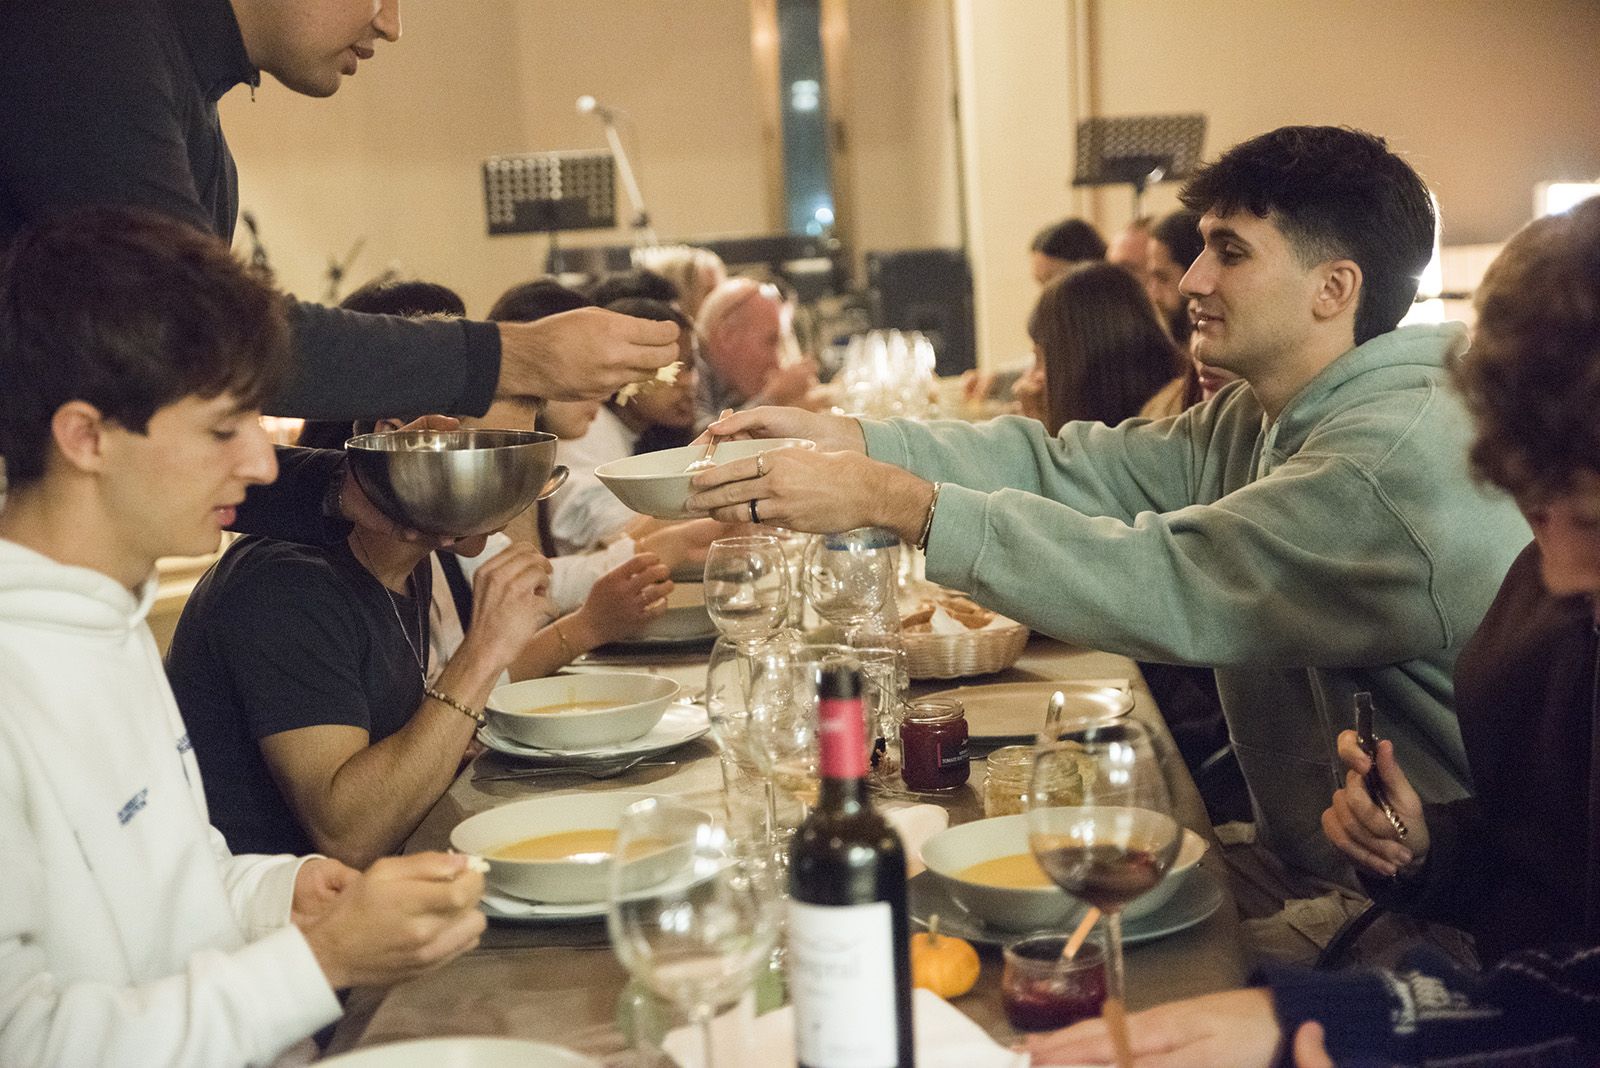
1026;720;1180;1065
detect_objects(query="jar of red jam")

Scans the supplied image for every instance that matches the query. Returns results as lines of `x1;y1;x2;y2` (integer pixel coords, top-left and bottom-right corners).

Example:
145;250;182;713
899;699;970;792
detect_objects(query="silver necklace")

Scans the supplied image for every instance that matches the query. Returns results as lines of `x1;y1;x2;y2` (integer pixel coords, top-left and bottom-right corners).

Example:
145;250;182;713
353;527;428;681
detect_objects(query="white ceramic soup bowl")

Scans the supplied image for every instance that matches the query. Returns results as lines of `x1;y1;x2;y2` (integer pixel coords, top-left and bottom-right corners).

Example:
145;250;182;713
485;673;679;751
920;812;1207;931
594;438;814;520
450;792;667;904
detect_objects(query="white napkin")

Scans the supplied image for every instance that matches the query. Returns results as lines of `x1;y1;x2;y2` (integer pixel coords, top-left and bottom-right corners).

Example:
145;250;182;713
662;988;1031;1068
880;802;949;878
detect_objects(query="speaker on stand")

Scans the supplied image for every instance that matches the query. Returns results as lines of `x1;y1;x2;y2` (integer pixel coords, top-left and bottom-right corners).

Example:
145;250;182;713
865;248;976;377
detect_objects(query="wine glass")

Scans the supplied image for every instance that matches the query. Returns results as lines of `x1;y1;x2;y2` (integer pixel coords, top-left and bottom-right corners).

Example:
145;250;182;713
802;528;897;642
706;632;789;850
608;797;781;1068
703;535;789;644
744;642;862;818
1026;720;1181;1067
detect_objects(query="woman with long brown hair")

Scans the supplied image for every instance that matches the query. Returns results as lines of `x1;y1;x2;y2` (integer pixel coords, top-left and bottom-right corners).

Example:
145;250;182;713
1018;261;1183;434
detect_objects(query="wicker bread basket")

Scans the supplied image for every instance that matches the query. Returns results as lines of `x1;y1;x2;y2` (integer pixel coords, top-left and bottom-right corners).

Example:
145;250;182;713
903;616;1030;679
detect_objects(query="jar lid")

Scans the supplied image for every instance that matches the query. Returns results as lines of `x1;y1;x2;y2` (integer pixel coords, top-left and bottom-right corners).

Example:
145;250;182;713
985;744;1036;770
903;698;964;723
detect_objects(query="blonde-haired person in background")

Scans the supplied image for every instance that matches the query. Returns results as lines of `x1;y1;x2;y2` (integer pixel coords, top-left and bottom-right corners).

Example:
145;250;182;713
632;244;728;321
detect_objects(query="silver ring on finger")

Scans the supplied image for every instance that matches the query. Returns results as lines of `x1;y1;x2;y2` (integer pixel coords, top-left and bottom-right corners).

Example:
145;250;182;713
756;452;768;478
749;498;761;524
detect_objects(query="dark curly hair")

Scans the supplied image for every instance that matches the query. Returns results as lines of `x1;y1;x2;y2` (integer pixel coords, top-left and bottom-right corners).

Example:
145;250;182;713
1452;197;1600;500
0;208;289;485
1179;126;1435;345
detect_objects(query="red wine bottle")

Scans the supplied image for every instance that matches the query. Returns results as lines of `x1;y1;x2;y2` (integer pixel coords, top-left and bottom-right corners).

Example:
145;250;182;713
787;665;915;1068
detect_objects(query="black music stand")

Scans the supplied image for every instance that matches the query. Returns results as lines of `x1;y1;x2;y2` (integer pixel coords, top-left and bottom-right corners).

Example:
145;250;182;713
482;151;617;274
1073;115;1206;218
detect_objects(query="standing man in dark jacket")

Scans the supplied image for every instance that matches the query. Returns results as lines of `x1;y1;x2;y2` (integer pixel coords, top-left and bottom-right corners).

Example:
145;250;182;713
0;0;679;542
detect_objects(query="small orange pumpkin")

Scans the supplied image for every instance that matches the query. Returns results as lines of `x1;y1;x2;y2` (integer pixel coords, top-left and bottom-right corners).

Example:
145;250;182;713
909;915;980;998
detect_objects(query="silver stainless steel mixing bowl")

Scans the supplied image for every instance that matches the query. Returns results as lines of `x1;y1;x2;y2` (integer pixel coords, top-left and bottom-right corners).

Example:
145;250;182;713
345;429;566;537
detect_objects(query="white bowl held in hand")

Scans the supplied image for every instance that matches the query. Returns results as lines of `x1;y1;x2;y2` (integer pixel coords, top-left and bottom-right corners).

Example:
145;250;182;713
594;438;814;520
450;792;662;904
920;812;1207;931
485;673;679;751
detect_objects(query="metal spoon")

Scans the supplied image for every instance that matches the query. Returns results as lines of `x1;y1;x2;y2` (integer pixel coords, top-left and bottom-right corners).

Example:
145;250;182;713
1043;688;1067;739
684;408;735;473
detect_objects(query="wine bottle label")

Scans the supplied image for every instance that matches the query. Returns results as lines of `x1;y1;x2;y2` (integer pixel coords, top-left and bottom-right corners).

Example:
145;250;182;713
787;899;900;1067
818;697;867;779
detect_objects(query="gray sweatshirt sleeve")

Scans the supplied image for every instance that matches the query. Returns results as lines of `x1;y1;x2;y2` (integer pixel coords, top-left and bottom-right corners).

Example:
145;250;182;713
864;415;1450;669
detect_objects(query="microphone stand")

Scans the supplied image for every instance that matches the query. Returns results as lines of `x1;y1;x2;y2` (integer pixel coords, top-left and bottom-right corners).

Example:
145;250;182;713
597;112;657;247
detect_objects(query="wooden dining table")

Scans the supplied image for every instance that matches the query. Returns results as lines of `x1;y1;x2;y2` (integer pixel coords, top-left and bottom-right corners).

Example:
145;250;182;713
325;634;1247;1063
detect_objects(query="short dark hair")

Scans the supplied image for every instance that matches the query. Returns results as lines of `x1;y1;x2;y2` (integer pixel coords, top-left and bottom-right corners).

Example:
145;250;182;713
1150;209;1204;270
1452;196;1600;500
588;268;680;308
487;278;592;323
0;208;289;485
340;278;466;318
605;297;691;338
1027;261;1182;433
1031;217;1107;263
1179;125;1435;345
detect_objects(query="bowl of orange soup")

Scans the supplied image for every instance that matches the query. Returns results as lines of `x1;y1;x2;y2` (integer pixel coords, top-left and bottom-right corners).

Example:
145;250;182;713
485;673;680;751
451;792;686;904
921;813;1208;931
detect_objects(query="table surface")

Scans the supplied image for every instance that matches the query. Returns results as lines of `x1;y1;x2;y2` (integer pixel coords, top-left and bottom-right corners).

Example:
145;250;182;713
327;634;1246;1061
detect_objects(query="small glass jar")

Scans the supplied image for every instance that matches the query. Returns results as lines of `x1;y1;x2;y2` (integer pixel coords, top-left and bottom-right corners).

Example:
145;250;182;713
983;744;1084;818
1001;936;1106;1031
899;699;969;792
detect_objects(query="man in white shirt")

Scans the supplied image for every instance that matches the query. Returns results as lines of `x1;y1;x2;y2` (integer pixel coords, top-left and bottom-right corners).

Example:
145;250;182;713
0;208;485;1067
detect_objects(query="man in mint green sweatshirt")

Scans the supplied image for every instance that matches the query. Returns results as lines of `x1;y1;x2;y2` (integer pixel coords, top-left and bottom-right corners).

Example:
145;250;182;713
686;126;1530;937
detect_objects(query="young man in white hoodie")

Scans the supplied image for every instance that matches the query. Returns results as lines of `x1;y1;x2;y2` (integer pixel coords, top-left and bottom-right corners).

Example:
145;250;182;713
0;208;487;1067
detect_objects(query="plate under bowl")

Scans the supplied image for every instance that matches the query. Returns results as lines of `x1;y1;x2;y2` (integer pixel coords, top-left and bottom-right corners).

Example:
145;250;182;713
486;673;679;751
595;438;813;520
632;582;714;642
320;1036;601;1067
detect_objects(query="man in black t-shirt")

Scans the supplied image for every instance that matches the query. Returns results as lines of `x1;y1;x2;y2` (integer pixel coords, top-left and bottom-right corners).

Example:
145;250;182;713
169;509;554;866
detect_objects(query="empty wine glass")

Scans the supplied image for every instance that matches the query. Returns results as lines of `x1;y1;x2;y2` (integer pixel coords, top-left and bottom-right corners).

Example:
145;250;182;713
704;535;790;643
608;797;781;1068
802;528;897;642
1027;720;1181;1067
744;641;864;819
706;633;789;850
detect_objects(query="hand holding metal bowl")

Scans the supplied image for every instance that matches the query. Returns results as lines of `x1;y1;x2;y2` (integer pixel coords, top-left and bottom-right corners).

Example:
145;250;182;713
345;429;567;538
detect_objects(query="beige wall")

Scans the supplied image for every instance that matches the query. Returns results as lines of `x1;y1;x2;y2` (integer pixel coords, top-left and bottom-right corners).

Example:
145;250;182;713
846;0;963;268
1087;0;1600;246
952;0;1082;371
953;0;1600;368
221;1;770;317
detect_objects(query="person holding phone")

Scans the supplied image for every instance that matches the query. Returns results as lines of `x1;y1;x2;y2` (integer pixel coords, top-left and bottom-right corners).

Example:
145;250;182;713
1030;196;1600;1068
